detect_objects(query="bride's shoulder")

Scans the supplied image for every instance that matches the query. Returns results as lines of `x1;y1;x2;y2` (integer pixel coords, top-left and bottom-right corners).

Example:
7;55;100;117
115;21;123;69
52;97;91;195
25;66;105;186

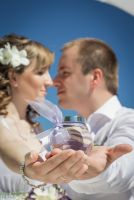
0;116;13;131
0;116;18;145
0;116;8;125
0;117;12;145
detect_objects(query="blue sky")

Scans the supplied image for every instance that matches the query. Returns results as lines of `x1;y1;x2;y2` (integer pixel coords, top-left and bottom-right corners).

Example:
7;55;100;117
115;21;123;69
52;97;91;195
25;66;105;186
1;0;134;129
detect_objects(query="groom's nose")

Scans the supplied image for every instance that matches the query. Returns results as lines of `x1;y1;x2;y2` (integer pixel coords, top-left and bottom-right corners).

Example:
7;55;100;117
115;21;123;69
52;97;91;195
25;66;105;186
53;75;61;87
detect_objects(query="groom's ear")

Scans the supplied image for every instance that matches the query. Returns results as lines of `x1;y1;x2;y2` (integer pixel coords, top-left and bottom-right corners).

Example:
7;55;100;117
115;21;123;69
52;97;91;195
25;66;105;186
89;68;103;89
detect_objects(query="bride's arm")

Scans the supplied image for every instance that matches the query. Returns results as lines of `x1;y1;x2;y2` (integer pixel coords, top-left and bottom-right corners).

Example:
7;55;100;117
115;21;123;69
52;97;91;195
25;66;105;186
0;123;87;183
0;123;31;173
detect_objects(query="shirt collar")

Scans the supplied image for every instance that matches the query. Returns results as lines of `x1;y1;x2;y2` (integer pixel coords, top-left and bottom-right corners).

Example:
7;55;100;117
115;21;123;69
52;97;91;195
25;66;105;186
93;95;122;119
86;96;122;134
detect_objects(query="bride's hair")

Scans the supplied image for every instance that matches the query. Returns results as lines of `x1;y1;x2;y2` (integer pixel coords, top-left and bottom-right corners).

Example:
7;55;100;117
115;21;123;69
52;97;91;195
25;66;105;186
0;33;54;125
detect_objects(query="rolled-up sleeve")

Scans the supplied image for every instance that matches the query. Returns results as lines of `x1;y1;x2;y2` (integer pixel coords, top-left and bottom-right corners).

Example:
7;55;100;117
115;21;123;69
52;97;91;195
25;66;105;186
69;110;134;194
69;151;134;194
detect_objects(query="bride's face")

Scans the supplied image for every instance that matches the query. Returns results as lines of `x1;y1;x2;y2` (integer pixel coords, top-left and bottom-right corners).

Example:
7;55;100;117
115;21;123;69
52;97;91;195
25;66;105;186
10;59;53;101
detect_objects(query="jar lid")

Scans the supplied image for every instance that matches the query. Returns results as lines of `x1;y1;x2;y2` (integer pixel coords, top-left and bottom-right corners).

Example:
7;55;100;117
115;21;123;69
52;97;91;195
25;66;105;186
64;115;85;123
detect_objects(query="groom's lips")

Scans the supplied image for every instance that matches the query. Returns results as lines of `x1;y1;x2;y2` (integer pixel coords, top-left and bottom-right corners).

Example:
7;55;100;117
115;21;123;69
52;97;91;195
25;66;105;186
57;90;65;95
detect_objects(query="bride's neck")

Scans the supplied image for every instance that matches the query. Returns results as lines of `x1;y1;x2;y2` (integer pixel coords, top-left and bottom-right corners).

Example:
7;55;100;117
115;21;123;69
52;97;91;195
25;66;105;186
8;100;27;120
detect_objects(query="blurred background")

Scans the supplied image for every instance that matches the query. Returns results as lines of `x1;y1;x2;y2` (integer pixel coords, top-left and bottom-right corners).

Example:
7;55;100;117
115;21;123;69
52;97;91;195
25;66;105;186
0;0;134;129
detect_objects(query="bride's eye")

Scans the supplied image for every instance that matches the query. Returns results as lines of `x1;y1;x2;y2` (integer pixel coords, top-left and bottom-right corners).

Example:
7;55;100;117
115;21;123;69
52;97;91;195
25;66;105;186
36;68;47;75
37;70;45;75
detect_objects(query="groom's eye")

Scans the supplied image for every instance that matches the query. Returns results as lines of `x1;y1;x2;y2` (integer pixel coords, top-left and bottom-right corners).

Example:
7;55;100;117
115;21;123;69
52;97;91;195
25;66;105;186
61;71;71;78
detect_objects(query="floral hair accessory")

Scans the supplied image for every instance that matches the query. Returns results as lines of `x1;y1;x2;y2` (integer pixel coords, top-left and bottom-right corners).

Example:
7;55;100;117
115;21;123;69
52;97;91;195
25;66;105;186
0;42;30;68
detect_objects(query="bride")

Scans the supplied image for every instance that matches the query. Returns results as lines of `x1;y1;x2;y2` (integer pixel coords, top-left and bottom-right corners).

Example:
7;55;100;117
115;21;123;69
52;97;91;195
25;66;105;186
0;34;70;199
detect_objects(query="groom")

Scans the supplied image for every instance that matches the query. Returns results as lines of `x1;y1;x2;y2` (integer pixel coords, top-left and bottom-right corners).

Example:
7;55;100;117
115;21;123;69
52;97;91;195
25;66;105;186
52;38;134;200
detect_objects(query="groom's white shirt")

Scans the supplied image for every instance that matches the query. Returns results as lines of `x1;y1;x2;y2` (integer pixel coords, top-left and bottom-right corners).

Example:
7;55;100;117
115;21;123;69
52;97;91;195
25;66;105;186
64;96;134;200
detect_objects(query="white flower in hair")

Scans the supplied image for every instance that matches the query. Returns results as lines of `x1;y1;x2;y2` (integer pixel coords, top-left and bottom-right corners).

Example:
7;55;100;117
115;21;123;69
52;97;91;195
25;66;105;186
0;42;30;68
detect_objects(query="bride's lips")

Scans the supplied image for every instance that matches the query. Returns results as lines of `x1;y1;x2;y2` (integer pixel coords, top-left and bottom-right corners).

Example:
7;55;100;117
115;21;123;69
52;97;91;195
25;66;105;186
40;90;47;95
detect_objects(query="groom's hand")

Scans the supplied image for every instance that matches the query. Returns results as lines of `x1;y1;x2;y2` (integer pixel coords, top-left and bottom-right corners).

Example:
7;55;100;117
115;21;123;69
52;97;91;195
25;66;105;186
107;144;132;166
76;143;132;180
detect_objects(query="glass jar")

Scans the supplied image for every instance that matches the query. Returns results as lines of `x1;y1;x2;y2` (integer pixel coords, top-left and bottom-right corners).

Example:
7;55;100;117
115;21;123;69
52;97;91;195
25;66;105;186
50;116;93;154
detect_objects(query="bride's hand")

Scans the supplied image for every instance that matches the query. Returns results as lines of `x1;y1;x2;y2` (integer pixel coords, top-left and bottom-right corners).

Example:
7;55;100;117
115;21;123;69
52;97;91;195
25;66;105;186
24;149;88;183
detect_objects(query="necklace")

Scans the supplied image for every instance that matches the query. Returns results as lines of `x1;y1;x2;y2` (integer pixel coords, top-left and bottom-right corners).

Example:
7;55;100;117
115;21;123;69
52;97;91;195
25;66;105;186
9;116;36;141
18;122;36;141
6;102;36;141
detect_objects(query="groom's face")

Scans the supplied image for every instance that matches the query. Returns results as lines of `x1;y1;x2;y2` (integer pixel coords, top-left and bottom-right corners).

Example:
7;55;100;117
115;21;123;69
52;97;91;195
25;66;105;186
54;46;92;111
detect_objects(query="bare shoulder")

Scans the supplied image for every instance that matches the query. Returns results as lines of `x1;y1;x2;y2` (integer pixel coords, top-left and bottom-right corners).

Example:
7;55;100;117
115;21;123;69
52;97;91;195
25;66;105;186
0;117;20;145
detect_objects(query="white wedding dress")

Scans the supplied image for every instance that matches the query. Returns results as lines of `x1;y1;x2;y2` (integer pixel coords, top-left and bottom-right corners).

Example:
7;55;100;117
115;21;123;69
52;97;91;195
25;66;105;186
0;116;66;200
0;159;31;193
0;117;41;199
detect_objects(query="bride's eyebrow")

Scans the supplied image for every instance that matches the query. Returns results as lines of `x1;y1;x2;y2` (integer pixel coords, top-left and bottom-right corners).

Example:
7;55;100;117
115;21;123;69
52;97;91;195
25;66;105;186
33;65;51;72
